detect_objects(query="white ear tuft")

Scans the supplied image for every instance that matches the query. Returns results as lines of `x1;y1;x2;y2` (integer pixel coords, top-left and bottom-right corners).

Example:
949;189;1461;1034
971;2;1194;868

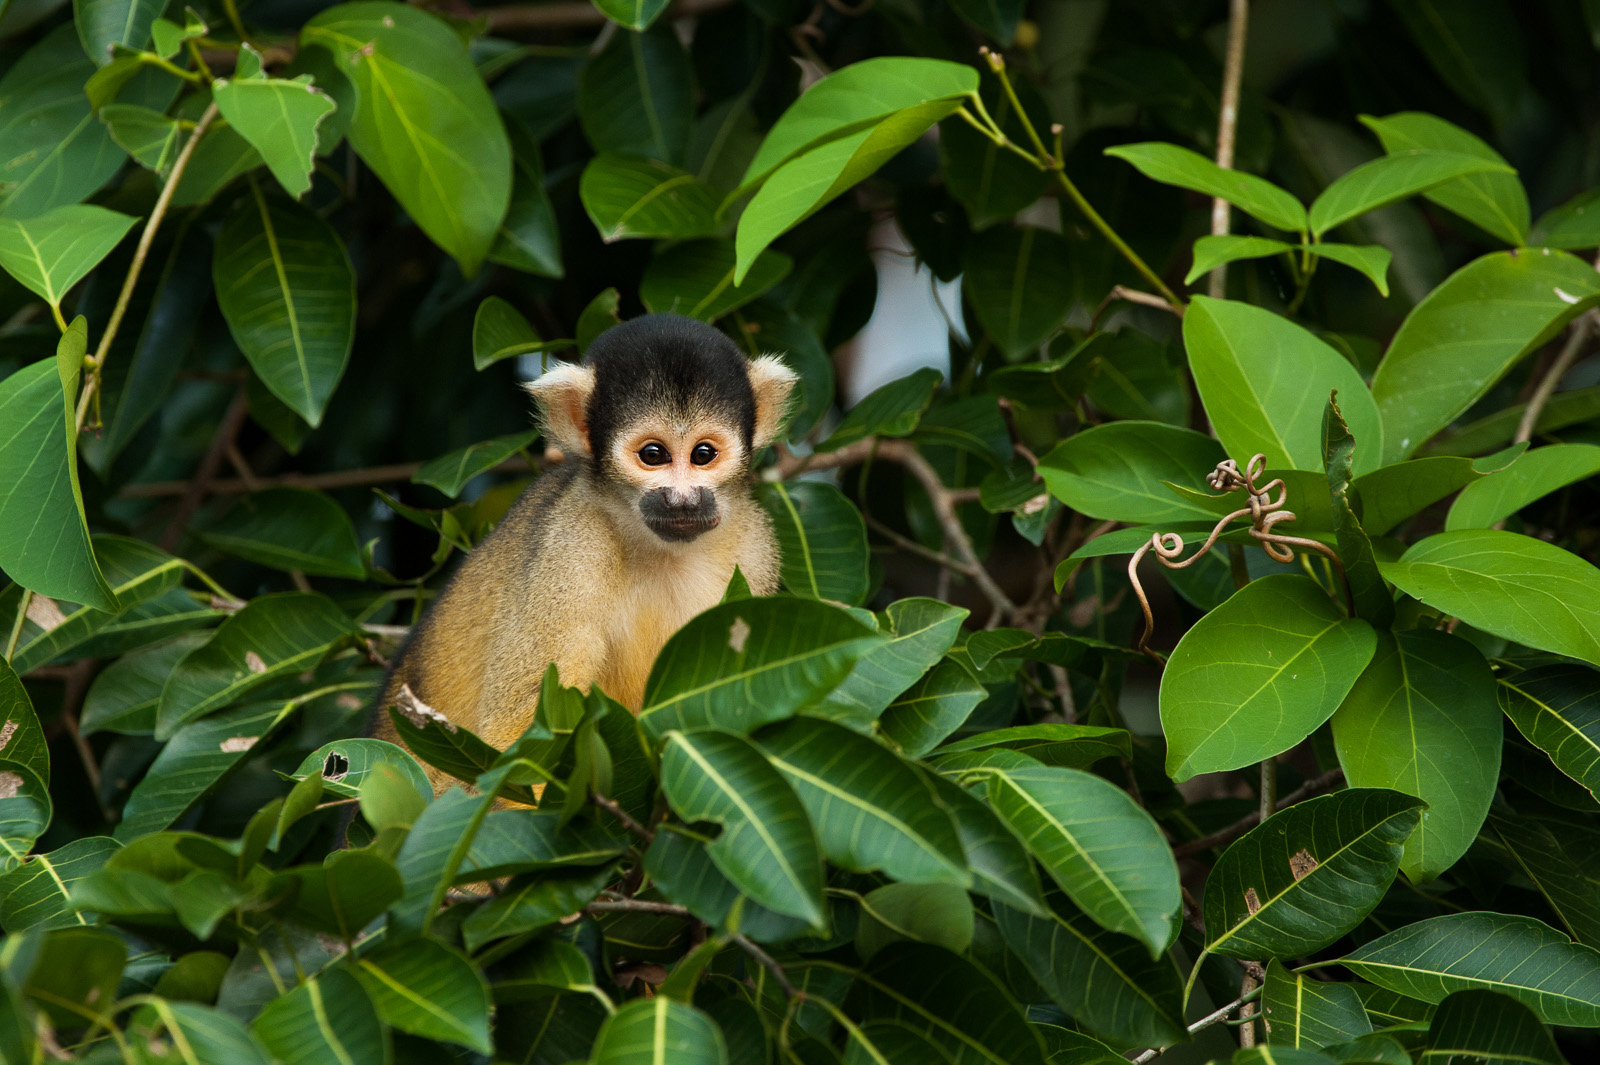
524;363;596;457
748;354;799;451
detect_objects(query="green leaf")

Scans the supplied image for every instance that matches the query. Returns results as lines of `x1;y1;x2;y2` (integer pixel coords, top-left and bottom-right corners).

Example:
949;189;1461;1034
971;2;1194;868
577;23;692;165
293;738;432;801
0;660;47;788
412;431;538;498
1161;575;1377;781
0;324;116;611
925;771;1047;916
1309;243;1393;297
592;0;672;31
1337;912;1600;1028
1360;111;1529;246
303;2;511;274
271;848;404;938
253;969;386;1065
856;881;974;960
1323;394;1394;627
0;761;50;873
157;592;356;739
1371;249;1600;463
937;724;1131;770
1185;235;1294;285
1530;188;1600;250
101;103;179;173
640;598;883;737
1204;789;1424;959
1445;443;1600;530
591;997;728;1065
73;0;163;64
492;938;603;1002
734;99;962;284
1422;989;1564;1065
170;123;267;208
1183;296;1384;475
580;153;718;241
1105;142;1308;232
351;938;492;1052
740;57;979;191
150;12;206;61
1307;150;1513;237
1262;960;1372;1049
461;863;616;951
79;635;212;738
471;296;568;371
0;837;118;932
640;239;792;322
199;487;367;578
643;827;813;942
1350;456;1489;536
984;764;1179;955
1483;809;1600;949
948;0;1021;43
213;49;337;199
213;186;356;427
963;226;1074;359
1333;631;1500;883
1497;664;1600;801
840;944;1049;1065
756;716;968;886
576;288;622;352
1379;529;1600;667
489;126;563;277
1036;420;1228;524
0;26;125;218
879;658;987;758
358;761;427;832
816;366;941;453
816;598;969;728
0;204;137;310
659;729;826;926
756;480;869;605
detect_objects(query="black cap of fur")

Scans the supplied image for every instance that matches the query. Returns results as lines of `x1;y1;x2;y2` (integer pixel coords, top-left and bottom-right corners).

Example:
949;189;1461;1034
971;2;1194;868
583;314;756;462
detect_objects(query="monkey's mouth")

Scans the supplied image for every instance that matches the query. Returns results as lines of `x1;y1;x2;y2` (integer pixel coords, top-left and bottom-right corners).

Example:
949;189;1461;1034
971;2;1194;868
645;512;721;542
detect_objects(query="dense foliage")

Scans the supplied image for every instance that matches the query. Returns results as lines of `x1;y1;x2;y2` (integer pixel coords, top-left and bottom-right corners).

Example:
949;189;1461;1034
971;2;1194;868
4;0;1600;1061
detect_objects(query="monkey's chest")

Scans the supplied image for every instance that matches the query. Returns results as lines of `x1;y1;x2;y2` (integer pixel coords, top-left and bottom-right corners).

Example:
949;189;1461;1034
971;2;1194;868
596;551;734;711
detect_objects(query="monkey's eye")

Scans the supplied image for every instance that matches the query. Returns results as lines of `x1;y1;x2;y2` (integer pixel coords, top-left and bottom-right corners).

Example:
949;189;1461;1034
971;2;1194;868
690;443;718;466
638;443;670;466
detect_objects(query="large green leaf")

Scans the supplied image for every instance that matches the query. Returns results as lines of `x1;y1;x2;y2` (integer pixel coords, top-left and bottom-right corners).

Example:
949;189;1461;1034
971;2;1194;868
1261;960;1372;1049
78;635;203;737
734;99;962;283
1332;631;1501;882
1371;250;1600;464
0;837;119;932
1307;150;1513;237
963;226;1074;359
1379;529;1600;667
755;717;968;886
1036;420;1228;524
856;881;974;960
1337;912;1600;1028
0;25;125;218
659;729;826;926
579;153;718;241
303;2;511;274
0;205;137;310
270;848;404;938
0;322;115;611
591;996;728;1065
252;969;386;1065
817;598;969;728
213;47;337;199
199;487;367;578
639;598;882;737
639;239;792;322
351;938;492;1052
985;764;1179;956
756;480;869;606
643;828;812;943
576;23;691;165
156;592;357;739
1360;112;1529;245
740;57;979;190
73;0;163;64
1184;297;1383;475
1161;575;1376;781
1104;142;1307;232
924;771;1046;915
1445;443;1600;530
213;186;356;427
1204;789;1424;959
1422;990;1564;1065
1497;664;1600;800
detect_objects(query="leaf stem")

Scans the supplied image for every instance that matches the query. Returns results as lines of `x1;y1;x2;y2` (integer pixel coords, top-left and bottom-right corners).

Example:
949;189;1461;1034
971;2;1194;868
1515;308;1597;444
77;102;220;432
4;589;32;662
1181;946;1211;1015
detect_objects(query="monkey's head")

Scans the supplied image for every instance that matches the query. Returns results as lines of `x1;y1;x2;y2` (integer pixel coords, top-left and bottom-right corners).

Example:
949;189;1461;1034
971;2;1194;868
526;314;798;544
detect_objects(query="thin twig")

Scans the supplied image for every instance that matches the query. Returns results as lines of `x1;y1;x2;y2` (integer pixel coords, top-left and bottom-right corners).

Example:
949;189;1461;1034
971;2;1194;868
732;932;802;1000
1516;309;1597;444
1129;983;1265;1064
592;793;654;844
59;660;115;825
77;103;220;432
117;456;539;499
158;387;251;552
1173;767;1345;858
586;899;694;918
1208;0;1250;299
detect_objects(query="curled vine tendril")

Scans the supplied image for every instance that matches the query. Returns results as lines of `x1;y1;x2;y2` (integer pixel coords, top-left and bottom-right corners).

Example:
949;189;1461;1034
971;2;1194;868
1129;454;1351;656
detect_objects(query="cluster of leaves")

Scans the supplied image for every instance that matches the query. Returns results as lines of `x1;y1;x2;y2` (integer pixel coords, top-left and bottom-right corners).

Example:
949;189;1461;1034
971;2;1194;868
4;0;1600;1063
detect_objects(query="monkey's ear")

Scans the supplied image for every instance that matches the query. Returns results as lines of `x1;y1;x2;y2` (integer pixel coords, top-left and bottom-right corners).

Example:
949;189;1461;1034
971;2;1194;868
748;355;798;451
525;364;596;456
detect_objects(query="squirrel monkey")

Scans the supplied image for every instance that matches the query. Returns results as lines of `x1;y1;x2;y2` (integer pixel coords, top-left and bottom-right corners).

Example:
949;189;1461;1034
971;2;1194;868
373;314;797;790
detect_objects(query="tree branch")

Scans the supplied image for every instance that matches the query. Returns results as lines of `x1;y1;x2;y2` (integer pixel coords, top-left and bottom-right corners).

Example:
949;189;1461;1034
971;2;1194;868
1172;767;1344;859
592;792;654;844
1207;0;1250;299
1129;982;1265;1063
1516;308;1597;444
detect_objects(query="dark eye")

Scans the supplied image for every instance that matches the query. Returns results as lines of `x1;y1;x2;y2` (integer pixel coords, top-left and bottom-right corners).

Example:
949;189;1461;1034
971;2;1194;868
690;443;718;466
638;443;670;466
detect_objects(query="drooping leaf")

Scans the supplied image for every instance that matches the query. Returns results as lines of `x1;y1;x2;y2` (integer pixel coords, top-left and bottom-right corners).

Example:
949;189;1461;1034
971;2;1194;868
213;186;356;427
1037;420;1228;524
756;480;869;606
579;153;718;241
0;204;137;310
1308;243;1393;297
1105;142;1308;232
1204;789;1424;959
412;431;538;498
1161;575;1377;781
855;881;974;960
303;2;511;274
1497;664;1600;801
1379;529;1600;667
489;125;563;277
879;658;987;757
1360;111;1529;246
351;938;492;1052
199;487;367;578
1332;631;1501;882
643;828;813;943
1307;150;1514;237
1371;250;1600;464
640;239;793;322
1483;808;1600;948
1261;960;1373;1049
1445;443;1600;530
925;771;1047;916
